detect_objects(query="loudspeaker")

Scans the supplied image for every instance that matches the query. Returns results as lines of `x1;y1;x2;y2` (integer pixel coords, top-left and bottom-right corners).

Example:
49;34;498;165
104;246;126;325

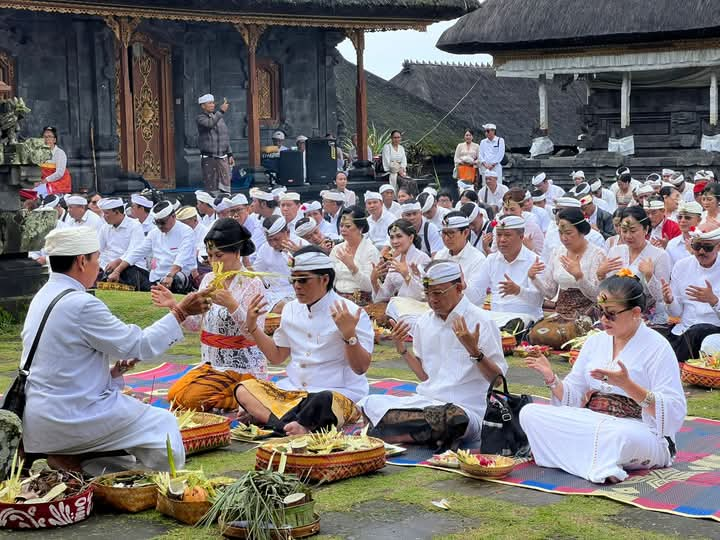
306;137;338;184
278;150;304;186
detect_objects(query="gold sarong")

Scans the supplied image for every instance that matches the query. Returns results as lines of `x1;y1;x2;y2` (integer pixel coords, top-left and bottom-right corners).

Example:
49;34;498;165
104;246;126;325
168;363;255;411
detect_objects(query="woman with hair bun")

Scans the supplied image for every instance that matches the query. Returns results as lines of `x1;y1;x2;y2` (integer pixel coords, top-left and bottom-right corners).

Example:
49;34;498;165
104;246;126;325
152;217;268;411
37;126;72;195
521;273;687;484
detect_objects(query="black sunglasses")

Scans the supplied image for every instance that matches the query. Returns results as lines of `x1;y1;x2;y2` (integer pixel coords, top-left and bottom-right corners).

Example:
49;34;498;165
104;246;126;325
155;218;170;227
691;243;717;253
288;275;321;285
599;306;633;321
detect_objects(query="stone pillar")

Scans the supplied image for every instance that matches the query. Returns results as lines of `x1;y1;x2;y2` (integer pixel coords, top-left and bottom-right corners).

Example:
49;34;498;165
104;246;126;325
711;73;718;127
530;75;554;158
620;72;631;129
538;78;549;131
235;24;266;169
609;72;634;155
347;29;368;163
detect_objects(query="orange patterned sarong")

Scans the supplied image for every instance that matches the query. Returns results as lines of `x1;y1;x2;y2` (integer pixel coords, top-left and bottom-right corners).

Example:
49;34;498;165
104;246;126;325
167;363;254;411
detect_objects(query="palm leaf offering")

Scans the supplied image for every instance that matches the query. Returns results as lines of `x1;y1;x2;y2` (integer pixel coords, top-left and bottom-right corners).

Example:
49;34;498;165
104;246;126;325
561;329;600;351
208;262;278;290
263;426;381;455
0;453;88;504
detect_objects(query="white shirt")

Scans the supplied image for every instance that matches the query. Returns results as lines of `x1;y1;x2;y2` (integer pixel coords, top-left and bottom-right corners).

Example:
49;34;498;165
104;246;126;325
200;213;216;229
274;291;373;402
253;241;296;308
434;243;486;280
372;245;430;303
599;188;617;213
426;206;451;231
477;183;508;209
381;144;407;172
138;216;154;236
68;209;103;232
22;273;183;453
384;201;402;218
45;146;68;183
124;220;197;282
466;245;544;320
542;221;606;262
531;206;551;233
545;183;566;208
367;209;396;249
667;254;720;335
192;222;209;263
479;137;505;183
338;189;357;207
330;237;380;294
454;142;480;165
666;234;693;267
682;182;696;203
417;218;444;256
99;216;147;270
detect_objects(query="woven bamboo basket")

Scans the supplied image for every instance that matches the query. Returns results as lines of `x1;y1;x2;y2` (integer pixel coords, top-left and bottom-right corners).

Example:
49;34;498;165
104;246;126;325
264;314;282;335
680;362;720;389
501;335;517;355
91;470;157;513
220;514;321;539
460;455;516;479
97;281;135;292
255;437;386;483
156;492;211;525
181;412;232;455
0;485;94;529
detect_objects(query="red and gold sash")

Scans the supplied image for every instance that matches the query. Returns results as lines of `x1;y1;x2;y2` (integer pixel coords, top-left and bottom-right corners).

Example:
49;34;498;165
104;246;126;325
40;162;72;194
200;330;256;350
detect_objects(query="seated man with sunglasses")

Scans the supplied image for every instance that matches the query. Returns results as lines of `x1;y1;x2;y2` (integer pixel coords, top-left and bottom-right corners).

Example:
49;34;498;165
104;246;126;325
113;201;197;294
660;227;720;361
234;246;373;436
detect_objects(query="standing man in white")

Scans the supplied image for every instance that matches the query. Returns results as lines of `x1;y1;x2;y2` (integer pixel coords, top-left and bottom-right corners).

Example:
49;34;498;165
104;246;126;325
479;123;506;185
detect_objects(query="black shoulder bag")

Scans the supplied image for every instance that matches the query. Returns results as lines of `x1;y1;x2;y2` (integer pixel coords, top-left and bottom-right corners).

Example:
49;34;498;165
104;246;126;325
480;374;533;458
1;289;75;418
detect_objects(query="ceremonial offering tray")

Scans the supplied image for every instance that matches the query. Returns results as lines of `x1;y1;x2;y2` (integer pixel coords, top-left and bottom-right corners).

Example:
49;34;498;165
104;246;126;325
153;469;229;525
501;334;517;355
512;344;550;358
177;411;232;455
231;423;274;442
681;359;720;389
0;485;94;529
92;470;156;513
456;450;515;479
255;429;386;483
220;514;321;539
427;451;460;469
96;281;135;292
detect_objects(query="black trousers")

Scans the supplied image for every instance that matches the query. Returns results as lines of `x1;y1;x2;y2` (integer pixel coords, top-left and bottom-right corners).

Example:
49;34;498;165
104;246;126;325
659;324;720;362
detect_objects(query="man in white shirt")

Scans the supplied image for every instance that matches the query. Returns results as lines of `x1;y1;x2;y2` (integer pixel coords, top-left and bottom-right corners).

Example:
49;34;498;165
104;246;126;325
322;189;346;237
479;123;505;185
460;202;492;254
466;215;544;326
253;215;297;313
575;183;615;239
176;206;209;283
365;191;394;249
294;216;334;254
301;200;338;241
65;194;103;232
236;246;373;435
661;168;675;184
130;193;155;236
359;260;506;447
477;170;508;213
590;178;617;213
195;190;217;228
401;200;443;257
570;170;586;186
99;198;149;290
22;226;209;473
523;190;551;233
380;184;402;218
531;172;565;209
434;212;486;280
418;191;450;231
667;201;703;266
113;201;197;293
279;192;304;230
672;173;696;203
610;167;641;208
663;227;720;361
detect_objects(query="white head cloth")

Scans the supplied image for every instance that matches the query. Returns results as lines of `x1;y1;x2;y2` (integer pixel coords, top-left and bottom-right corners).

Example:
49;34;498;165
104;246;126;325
531;192;546;202
214;197;233;212
555;197;581;209
636;184;655;196
280;192;301;202
463;203;482;223
294;217;318;237
485;169;499;178
670;174;685;186
291;250;333;271
45;226;99;256
272;187;288;199
694;171;708;181
571;170;585;179
420;194;436;213
66;195;87;206
578;194;593;206
379;184;395;194
422;186;438;197
531;172;547;186
482;123;497;131
321;189;345;203
693;228;720;241
41;195;61;209
364;191;382;202
495;216;525;230
198;94;214;104
301;200;322;213
97;198;123;210
423;261;462;286
231;193;249;206
272;131;285;140
172;200;181;211
251;189;275;202
590;179;602;192
616;167;631;177
176;206;199;220
152;201;174;220
195;190;215;205
401;201;421;213
442;214;470;229
131;193;154;208
643;199;665;210
678;201;703;215
296;135;308;142
662;168;675;176
574;183;591;197
264;215;287;237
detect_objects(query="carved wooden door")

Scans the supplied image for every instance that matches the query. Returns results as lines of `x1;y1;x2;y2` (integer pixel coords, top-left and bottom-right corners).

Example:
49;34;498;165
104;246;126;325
125;34;174;187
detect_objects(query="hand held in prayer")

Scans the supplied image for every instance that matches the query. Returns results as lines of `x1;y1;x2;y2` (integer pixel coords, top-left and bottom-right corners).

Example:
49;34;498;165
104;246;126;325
660;278;674;305
337;246;356;271
320;238;335;254
246;293;269;331
528;257;545;280
111;358;140;379
389;320;411;352
524;351;554;382
686;280;719;306
151;284;177;309
451;316;481;357
220;100;229;112
409;262;422;278
161;276;173;288
638;257;655;281
590;360;631;390
370;261;387;287
178;289;213;316
330;301;361;341
390;254;409;279
282;239;300;253
210;288;239;313
597;256;623;280
482;233;493;253
499;273;521;297
560;254;583;280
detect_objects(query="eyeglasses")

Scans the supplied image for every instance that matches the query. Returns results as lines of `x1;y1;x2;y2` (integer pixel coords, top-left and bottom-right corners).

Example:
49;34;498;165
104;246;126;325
691;243;717;253
441;229;461;237
599;306;633;321
288;275;322;285
424;284;457;299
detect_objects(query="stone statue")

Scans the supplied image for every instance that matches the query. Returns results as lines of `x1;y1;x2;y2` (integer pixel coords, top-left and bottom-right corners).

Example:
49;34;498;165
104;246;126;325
0;97;31;146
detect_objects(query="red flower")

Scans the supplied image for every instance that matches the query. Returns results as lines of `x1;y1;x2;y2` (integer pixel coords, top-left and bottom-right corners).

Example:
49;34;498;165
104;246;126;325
690;226;696;232
490;219;498;228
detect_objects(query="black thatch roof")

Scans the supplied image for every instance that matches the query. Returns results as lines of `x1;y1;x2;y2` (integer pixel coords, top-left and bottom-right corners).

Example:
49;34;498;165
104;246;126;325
389;61;586;148
334;56;466;156
437;0;720;53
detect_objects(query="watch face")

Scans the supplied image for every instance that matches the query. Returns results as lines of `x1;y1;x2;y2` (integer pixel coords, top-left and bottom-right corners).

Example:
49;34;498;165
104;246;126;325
348;336;358;345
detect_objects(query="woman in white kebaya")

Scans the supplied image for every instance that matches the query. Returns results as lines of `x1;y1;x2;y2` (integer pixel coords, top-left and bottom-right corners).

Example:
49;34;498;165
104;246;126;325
521;274;686;484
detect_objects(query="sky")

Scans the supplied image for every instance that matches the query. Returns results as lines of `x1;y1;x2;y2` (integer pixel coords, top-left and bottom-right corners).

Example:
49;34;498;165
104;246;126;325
337;20;492;81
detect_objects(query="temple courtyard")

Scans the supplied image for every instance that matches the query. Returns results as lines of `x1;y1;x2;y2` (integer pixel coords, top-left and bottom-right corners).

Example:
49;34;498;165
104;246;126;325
0;290;717;539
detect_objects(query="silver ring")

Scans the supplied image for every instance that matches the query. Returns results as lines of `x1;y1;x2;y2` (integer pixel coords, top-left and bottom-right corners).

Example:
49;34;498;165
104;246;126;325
602;375;608;382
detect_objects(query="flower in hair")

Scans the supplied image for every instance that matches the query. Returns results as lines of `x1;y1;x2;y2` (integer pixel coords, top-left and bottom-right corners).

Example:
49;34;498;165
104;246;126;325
490;220;498;228
617;268;635;278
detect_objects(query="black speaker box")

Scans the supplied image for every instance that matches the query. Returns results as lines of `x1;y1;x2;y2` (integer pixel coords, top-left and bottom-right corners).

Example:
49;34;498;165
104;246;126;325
306;137;338;184
278;150;304;186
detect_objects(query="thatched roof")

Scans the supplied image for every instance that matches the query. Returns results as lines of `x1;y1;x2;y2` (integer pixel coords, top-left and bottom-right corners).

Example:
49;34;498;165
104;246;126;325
389;61;586;148
334;56;466;156
437;0;720;53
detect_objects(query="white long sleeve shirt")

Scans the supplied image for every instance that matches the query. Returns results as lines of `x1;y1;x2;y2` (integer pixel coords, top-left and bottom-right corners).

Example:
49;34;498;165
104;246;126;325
367;209;396;249
330;237;380;294
479;137;505;182
667;254;720;335
67;209;104;233
123;221;197;282
434;243;486;281
99;216;147;270
417;218;444;256
381;144;407;172
44;146;68;183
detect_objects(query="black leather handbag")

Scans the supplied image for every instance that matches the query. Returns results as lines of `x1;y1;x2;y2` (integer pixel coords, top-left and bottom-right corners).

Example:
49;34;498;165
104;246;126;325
480;374;533;458
1;289;75;418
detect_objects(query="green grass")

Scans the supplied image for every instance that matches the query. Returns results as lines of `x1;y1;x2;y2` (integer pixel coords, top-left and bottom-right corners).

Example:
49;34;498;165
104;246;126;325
3;290;718;539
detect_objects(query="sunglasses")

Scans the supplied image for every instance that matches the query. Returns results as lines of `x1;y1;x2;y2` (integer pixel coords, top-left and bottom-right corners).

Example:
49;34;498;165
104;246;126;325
599;306;633;321
155;218;170;227
691;243;717;253
424;284;457;299
288;275;322;285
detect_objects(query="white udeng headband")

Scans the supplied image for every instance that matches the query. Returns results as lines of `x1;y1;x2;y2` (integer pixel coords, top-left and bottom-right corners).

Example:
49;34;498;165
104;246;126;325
401;201;421;213
364;191;382;202
442;214;470;229
66;195;87;206
294;217;318;237
423;261;462;285
290;251;333;271
45;226;100;256
420;194;435;213
264;216;287;237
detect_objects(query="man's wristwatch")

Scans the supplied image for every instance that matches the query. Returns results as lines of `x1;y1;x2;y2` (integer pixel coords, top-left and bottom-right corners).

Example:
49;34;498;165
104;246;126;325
343;336;359;346
469;352;484;363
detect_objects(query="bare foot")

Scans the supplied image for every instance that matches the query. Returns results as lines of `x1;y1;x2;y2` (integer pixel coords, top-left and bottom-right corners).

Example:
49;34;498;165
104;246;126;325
47;454;84;473
606;475;622;484
284;421;309;436
236;407;257;425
